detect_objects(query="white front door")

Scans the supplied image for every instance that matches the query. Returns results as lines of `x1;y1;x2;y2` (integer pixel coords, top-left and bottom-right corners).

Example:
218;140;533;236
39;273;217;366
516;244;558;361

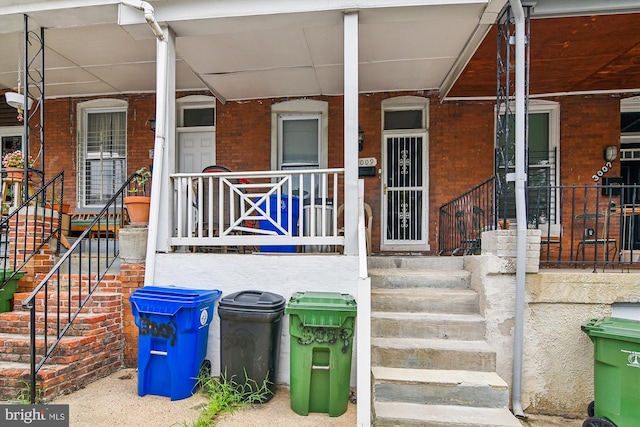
177;130;215;173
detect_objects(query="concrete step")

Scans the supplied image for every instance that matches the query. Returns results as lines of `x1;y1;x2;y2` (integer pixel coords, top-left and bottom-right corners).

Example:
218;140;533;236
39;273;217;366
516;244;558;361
371;311;486;340
371;288;479;314
371;337;496;372
374;402;521;427
369;268;471;289
372;367;509;408
368;255;464;271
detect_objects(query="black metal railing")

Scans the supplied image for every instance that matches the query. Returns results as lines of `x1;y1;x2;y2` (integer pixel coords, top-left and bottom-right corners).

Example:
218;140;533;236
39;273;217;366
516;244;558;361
439;180;640;272
21;171;143;403
439;177;496;255
0;171;65;290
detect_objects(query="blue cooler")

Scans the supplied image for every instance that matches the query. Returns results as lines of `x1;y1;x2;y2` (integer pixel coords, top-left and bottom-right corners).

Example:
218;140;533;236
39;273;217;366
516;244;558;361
130;286;222;400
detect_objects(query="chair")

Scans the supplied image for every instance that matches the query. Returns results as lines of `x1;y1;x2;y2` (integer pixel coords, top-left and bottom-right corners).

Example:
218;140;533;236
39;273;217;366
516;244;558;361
453;206;484;255
199;165;245;252
574;212;617;268
337;202;373;255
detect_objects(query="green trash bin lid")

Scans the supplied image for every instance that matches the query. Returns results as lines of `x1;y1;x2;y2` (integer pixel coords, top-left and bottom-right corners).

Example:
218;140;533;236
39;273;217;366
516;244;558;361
582;317;640;344
285;291;356;327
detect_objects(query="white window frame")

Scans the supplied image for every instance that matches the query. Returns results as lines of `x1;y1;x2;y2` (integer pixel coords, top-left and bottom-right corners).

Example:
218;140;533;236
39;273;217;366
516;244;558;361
621;96;640;158
77;99;128;209
0;126;24;158
496;99;561;227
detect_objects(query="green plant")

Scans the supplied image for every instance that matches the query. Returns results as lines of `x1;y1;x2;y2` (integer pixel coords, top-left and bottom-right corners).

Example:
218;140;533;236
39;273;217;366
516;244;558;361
16;379;42;404
187;371;273;427
128;166;151;196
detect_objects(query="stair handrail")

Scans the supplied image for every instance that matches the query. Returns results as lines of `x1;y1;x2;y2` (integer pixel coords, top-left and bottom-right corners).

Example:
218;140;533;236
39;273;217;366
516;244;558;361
0;171;65;289
21;171;141;403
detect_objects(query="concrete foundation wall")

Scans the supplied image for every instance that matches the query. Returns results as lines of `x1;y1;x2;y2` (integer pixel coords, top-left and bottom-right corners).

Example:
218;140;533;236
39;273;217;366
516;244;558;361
466;255;640;418
152;253;359;386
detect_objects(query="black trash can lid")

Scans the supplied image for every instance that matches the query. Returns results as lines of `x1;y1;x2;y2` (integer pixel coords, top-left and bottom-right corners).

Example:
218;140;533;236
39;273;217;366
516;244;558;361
219;290;286;312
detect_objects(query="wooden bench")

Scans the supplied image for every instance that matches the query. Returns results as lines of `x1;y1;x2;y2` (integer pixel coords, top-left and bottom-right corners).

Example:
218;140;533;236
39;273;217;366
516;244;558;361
70;212;124;239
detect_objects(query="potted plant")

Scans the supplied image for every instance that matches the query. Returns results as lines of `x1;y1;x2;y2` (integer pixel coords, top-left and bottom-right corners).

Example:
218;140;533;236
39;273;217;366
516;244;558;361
2;150;34;180
124;166;152;226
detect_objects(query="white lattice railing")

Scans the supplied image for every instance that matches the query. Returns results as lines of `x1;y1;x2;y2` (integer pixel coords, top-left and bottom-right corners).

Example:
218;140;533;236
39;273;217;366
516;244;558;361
171;168;345;251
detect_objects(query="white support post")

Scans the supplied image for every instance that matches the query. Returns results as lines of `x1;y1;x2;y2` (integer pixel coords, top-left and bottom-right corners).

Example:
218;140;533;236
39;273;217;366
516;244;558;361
343;11;359;256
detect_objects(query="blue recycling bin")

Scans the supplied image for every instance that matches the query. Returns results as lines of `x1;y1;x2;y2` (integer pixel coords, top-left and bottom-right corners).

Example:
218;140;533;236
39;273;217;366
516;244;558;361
130;286;222;400
258;194;300;252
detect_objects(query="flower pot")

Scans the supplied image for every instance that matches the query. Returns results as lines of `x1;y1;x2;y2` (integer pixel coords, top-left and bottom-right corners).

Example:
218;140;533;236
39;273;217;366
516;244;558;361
0;270;26;313
124;196;151;226
4;167;24;180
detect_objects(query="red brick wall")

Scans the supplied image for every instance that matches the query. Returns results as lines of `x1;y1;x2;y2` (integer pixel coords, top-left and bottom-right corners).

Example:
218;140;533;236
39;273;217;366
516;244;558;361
39;90;627;254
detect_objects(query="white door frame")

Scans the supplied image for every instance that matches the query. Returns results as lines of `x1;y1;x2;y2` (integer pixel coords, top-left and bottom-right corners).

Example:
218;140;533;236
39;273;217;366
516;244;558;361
380;96;430;252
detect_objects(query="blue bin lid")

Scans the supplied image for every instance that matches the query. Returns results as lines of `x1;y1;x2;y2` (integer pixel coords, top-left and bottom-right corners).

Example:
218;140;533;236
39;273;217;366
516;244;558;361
130;286;222;316
219;290;285;312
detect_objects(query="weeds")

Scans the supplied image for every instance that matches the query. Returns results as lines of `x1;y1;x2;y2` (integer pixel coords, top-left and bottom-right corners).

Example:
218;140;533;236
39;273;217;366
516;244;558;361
15;379;42;404
189;370;273;427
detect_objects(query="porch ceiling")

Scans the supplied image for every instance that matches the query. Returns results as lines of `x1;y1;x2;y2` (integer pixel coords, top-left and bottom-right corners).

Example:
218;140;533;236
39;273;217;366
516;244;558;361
0;0;500;102
448;9;640;98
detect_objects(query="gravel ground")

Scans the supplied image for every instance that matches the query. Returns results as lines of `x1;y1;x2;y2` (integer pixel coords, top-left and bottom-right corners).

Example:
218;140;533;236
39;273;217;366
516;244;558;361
50;367;585;427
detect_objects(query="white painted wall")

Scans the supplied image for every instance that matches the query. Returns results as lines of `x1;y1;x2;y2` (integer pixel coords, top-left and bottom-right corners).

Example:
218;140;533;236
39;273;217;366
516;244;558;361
465;255;640;418
152;253;360;386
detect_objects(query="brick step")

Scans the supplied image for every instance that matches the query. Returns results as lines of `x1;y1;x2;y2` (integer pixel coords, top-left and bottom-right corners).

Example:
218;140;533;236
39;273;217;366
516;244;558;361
374;402;521;427
12;291;122;314
371;337;496;372
0;310;112;337
369;268;471;289
372;367;509;408
0;332;102;365
0;356;122;402
371;288;479;314
371;311;486;340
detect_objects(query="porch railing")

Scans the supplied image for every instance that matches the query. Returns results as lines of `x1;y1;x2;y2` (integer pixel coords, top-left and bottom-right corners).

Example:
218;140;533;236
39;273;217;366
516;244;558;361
439;180;640;271
171;168;344;251
438;177;496;255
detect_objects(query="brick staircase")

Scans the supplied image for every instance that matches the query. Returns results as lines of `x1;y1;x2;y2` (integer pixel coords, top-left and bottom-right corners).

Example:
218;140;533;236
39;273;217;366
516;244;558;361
0;276;124;402
370;256;521;427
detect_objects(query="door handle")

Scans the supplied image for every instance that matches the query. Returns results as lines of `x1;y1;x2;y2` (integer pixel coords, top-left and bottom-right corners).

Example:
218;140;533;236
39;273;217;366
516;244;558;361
384;184;387;195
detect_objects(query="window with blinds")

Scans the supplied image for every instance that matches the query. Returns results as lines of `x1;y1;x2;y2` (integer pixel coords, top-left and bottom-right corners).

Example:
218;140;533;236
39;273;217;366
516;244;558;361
79;109;127;207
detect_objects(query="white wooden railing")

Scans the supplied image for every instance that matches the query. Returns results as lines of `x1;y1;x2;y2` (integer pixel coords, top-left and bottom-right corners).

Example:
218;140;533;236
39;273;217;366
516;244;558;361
170;168;345;251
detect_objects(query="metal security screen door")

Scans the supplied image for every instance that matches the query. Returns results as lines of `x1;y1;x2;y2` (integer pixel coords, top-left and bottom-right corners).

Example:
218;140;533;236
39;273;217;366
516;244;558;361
383;134;427;248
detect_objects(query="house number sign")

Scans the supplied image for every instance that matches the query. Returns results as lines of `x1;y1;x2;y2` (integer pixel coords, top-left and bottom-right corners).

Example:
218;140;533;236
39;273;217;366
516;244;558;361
592;161;612;182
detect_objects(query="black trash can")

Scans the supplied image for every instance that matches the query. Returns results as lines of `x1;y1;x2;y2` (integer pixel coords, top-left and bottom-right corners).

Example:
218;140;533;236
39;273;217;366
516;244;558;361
218;290;286;401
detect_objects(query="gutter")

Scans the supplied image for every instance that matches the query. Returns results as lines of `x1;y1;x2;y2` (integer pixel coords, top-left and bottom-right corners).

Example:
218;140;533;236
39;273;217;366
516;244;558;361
509;0;527;419
120;0;165;41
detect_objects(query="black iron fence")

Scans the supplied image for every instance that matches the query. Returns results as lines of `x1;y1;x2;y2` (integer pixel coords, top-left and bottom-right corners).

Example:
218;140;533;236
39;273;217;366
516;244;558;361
439;180;640;272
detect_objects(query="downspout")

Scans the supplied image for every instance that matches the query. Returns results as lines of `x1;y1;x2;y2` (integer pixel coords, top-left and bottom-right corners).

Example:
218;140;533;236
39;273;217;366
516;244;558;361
120;0;166;285
509;0;526;418
120;0;165;41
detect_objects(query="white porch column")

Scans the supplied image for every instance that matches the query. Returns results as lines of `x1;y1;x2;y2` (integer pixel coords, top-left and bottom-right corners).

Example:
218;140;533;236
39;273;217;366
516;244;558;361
343;11;359;256
145;25;176;285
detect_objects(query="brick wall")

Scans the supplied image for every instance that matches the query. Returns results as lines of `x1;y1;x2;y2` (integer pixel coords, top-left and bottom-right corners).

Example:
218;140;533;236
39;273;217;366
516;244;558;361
39;90;628;254
119;263;145;368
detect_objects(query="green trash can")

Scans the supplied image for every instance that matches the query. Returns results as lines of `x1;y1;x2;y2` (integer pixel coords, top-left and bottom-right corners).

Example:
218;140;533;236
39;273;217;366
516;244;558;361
0;270;25;313
285;291;356;417
582;317;640;427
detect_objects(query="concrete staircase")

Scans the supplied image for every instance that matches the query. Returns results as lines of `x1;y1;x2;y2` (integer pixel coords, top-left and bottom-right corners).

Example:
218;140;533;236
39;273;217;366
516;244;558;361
0;276;124;402
369;256;521;427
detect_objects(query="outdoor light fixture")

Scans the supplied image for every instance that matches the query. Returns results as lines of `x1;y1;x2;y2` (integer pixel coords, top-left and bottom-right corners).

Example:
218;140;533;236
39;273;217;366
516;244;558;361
4;92;33;111
149;119;156;132
604;145;618;162
358;126;365;152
